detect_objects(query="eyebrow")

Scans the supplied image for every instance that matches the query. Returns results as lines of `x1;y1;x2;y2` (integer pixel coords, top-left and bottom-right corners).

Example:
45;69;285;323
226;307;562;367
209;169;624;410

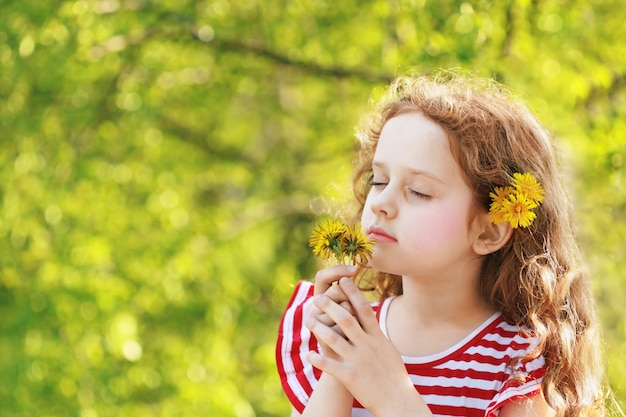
372;161;445;184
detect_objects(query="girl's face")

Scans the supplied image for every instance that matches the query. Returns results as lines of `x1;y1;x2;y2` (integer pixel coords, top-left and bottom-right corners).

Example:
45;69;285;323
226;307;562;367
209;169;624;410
361;112;484;280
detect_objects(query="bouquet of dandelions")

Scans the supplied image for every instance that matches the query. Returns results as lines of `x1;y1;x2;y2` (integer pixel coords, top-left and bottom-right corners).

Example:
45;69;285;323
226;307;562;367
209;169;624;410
308;219;374;266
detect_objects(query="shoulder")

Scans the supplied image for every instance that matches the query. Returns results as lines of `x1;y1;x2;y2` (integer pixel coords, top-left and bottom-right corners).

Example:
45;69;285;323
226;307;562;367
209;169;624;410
482;316;543;355
285;281;315;307
482;315;549;416
275;281;318;413
498;392;555;417
477;316;546;377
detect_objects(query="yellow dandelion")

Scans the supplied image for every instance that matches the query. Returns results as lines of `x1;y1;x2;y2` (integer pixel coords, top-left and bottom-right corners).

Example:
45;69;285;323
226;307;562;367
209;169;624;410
502;193;538;228
489;173;544;229
489;186;514;224
308;220;375;264
342;224;374;265
308;219;347;261
490;207;507;225
511;172;545;204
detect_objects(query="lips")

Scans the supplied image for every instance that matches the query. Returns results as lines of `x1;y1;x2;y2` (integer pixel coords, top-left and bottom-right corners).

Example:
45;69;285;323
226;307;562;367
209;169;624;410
367;226;397;243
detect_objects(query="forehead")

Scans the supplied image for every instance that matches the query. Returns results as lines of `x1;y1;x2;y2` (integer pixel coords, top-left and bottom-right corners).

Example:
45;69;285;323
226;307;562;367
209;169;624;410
374;113;461;181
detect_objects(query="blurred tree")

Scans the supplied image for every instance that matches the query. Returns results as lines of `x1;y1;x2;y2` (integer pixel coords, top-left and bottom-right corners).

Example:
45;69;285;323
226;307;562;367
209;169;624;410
0;0;624;416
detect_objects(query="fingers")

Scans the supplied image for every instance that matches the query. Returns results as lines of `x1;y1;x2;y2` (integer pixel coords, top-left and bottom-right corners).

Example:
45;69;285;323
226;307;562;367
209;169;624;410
308;292;366;347
337;277;379;334
317;285;356;326
306;304;353;358
314;283;355;327
308;269;363;354
315;303;354;327
314;265;357;295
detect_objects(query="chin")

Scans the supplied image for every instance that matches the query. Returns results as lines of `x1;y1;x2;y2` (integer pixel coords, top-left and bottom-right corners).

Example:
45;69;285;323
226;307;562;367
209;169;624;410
367;257;398;276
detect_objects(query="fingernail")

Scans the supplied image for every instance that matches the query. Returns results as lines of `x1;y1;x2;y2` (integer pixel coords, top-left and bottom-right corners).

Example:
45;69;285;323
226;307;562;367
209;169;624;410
346;265;357;273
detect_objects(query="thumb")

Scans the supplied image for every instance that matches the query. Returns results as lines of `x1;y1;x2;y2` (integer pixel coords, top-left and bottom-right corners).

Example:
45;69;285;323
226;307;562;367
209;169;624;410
314;265;357;295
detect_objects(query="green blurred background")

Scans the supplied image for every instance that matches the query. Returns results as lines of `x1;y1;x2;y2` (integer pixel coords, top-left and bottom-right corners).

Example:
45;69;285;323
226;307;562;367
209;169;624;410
0;1;624;416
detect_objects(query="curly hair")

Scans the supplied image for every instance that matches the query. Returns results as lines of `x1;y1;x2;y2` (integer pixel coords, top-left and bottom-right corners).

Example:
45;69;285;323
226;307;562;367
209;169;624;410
350;71;608;417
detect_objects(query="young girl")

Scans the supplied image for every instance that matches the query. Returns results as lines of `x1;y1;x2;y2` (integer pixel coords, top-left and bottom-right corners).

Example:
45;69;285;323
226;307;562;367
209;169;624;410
276;72;608;417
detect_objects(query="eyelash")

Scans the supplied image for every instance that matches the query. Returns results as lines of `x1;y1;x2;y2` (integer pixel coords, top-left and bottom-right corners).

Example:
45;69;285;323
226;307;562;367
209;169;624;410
370;182;431;200
410;190;431;199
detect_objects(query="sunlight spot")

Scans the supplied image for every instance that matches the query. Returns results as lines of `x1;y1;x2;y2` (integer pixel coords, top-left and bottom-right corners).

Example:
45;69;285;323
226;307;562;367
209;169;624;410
143;369;161;388
60;378;77;397
145;127;163;147
157;72;176;89
542;59;561;77
45;205;63;225
538;13;563;32
170;208;189;228
187;363;206;382
116;92;142;111
113;164;132;184
198;25;215;42
455;15;474;34
80;409;97;417
122;340;142;361
234;400;255;417
159;189;179;209
72;0;89;14
7;91;24;113
19;36;35;57
28;360;47;381
460;3;474;14
94;0;120;14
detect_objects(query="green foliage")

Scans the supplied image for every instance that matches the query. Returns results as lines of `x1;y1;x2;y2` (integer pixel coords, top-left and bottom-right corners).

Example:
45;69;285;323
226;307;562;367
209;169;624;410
0;0;624;415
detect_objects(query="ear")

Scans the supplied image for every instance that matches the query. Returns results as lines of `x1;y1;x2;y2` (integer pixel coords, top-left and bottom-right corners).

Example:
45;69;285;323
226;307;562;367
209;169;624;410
471;212;513;256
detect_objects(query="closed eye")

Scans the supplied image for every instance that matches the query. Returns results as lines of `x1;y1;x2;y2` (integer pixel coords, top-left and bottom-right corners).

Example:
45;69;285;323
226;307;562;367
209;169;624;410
410;190;431;199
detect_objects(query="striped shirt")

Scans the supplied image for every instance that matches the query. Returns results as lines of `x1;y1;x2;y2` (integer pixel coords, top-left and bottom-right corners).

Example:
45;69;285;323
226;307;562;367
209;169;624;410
276;281;546;417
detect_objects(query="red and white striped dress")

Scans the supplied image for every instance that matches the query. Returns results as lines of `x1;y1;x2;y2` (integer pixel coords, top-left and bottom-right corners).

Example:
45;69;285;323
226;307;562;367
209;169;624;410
276;281;546;417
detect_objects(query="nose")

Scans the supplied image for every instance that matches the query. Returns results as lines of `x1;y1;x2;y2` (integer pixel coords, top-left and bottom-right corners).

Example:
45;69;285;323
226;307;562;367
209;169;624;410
369;185;398;218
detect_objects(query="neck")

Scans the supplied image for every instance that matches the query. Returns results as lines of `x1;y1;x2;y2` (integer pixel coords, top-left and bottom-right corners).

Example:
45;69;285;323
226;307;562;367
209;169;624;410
396;272;495;325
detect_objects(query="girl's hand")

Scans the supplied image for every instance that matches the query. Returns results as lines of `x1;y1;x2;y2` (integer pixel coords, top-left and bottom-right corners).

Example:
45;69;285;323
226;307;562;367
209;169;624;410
305;277;430;417
313;264;357;295
309;265;357;358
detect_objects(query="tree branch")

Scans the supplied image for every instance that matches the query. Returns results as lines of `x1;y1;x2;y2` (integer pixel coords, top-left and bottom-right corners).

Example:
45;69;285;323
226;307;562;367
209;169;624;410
200;36;394;84
158;114;258;168
577;71;625;110
500;0;516;59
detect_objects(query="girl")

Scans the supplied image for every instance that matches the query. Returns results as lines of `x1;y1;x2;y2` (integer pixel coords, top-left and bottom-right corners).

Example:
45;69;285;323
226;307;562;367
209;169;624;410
276;72;608;417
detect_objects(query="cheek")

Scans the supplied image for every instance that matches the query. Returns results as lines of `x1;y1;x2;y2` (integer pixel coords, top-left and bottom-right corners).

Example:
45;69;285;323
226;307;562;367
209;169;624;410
406;204;469;248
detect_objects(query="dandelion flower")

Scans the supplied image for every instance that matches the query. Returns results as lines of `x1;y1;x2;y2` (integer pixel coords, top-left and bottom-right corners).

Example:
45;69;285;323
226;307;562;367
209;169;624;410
342;224;374;265
489;186;514;225
308;219;346;261
308;220;374;265
489;172;544;229
511;172;545;203
502;193;538;228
